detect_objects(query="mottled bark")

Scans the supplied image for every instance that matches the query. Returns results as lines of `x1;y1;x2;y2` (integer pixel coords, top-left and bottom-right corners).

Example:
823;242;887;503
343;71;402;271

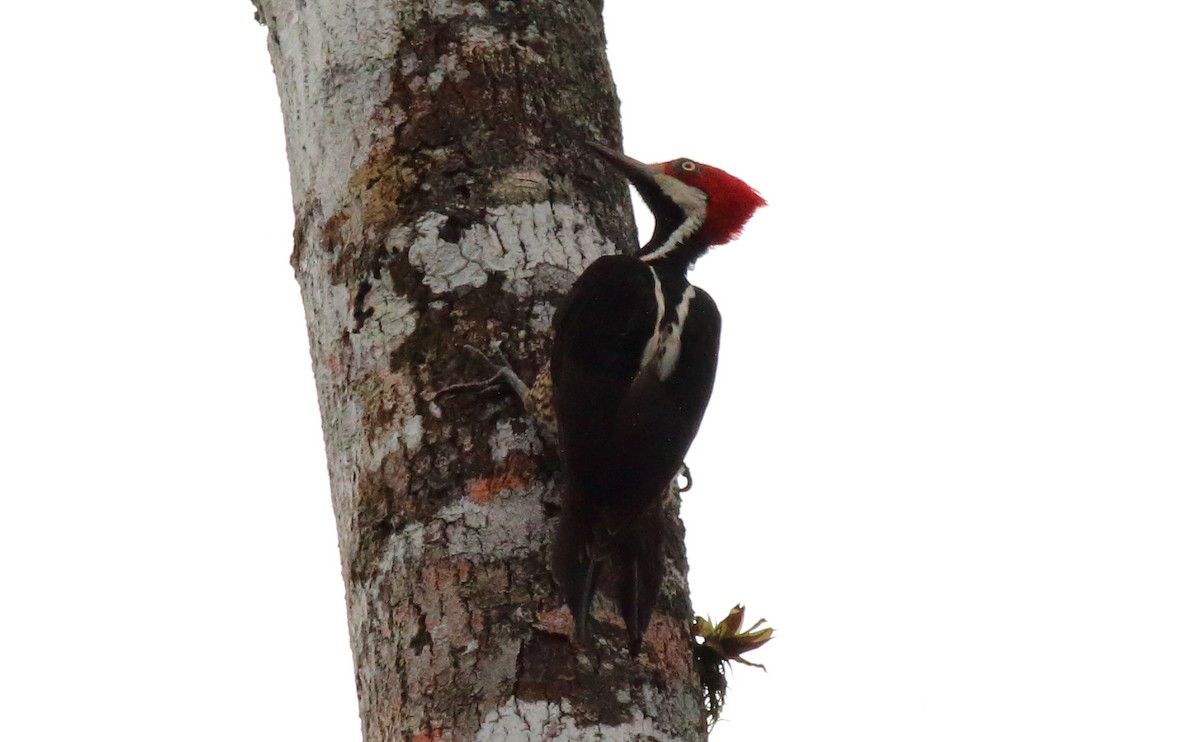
255;1;705;739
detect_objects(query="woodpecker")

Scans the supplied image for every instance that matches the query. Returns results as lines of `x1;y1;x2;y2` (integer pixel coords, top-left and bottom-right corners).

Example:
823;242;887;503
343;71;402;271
551;143;765;655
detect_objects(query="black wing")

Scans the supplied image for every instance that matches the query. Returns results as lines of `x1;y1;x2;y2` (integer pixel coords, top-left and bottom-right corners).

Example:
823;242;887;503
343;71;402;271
551;254;659;511
552;255;721;521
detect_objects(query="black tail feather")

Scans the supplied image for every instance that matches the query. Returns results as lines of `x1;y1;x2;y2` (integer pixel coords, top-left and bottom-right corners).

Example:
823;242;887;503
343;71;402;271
572;556;599;643
552;497;667;655
616;510;666;656
551;500;601;643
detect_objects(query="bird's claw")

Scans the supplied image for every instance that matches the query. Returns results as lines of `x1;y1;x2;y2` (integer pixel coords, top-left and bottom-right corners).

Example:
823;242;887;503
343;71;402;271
676;462;693;492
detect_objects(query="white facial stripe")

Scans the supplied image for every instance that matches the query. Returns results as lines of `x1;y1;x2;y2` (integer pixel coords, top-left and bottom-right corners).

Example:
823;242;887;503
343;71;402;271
639;174;707;263
640;265;667;370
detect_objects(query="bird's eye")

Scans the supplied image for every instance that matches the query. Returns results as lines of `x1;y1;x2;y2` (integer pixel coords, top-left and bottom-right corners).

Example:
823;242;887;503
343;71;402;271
680;161;697;172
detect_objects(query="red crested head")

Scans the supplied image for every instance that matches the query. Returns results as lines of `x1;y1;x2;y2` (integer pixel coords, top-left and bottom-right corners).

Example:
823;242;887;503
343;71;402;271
586;142;765;263
653;158;766;247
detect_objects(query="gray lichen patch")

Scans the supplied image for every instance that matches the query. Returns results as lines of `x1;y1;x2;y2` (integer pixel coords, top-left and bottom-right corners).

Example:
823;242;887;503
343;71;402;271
402;414;425;451
351;273;419;355
406;203;611;296
488;419;535;462
439;492;549;560
529;301;557;335
475;695;692;742
407;213;493;293
378;522;428;577
430;0;488;19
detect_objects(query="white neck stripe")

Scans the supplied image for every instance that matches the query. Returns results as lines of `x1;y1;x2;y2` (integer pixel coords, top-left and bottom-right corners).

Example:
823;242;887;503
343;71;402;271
638;268;697;381
656;285;696;380
639;266;667;370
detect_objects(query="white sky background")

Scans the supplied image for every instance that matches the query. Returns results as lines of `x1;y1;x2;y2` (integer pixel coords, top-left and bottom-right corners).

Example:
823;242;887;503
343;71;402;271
1;1;1197;740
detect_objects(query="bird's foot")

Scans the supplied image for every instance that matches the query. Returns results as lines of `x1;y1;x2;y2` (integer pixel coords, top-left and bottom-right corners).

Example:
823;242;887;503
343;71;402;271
676;462;693;492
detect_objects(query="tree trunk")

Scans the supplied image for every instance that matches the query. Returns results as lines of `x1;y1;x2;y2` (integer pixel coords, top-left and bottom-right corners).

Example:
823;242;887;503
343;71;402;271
254;1;706;739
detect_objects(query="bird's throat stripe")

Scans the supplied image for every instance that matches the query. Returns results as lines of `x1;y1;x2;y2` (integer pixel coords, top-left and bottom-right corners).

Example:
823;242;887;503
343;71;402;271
639;174;708;263
639;213;704;263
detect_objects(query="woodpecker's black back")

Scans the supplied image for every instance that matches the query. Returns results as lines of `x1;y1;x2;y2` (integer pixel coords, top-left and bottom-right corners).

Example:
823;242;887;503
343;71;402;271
550;253;720;654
